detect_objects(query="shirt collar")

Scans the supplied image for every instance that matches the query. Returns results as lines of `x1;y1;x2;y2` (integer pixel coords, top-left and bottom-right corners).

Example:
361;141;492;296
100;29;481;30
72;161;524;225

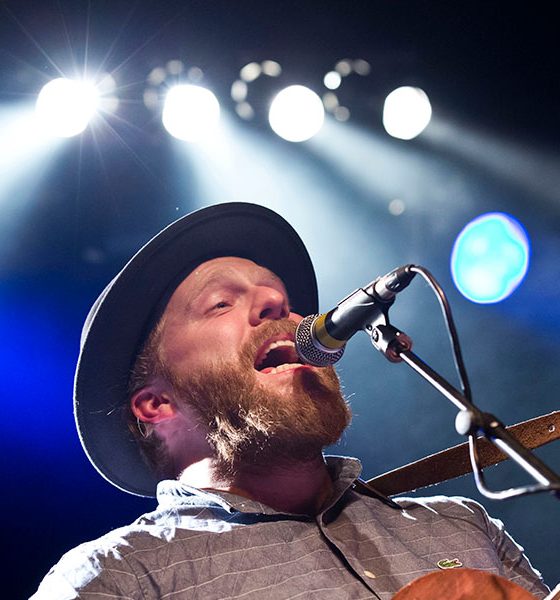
156;455;364;516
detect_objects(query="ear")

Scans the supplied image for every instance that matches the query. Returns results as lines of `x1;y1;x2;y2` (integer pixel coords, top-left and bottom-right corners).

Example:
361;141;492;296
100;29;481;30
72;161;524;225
131;381;177;424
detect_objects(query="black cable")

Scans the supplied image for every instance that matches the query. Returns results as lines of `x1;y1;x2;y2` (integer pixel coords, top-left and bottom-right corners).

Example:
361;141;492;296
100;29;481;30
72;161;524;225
409;265;472;403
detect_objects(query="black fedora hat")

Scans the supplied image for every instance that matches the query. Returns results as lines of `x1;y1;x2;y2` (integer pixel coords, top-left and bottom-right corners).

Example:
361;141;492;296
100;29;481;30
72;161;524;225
74;202;318;497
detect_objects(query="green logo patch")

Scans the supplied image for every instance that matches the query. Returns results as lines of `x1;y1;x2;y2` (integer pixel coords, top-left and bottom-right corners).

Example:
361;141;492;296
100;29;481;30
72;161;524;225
436;558;463;570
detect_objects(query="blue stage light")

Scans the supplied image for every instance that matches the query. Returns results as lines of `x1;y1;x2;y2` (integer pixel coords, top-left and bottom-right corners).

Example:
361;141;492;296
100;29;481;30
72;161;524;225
451;212;530;304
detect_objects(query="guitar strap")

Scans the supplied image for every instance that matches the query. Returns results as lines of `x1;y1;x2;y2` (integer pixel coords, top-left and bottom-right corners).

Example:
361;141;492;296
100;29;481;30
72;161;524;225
364;411;559;497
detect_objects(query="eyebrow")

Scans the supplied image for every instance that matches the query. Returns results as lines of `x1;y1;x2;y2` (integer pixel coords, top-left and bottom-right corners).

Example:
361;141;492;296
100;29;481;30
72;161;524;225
184;266;286;312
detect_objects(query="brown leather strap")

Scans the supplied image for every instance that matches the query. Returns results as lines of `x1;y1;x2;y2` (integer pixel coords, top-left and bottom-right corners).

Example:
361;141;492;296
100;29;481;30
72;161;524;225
366;411;559;497
544;582;560;600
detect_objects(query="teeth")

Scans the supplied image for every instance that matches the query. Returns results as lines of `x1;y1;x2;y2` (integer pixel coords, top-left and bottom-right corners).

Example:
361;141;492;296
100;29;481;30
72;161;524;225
265;363;302;374
265;339;294;352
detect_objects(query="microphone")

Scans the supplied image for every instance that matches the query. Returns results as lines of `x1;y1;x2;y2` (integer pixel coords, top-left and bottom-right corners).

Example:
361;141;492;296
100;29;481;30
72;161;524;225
295;264;416;367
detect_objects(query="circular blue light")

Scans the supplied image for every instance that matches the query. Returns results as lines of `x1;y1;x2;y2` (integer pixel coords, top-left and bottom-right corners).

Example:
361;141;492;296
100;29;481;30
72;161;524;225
451;213;530;304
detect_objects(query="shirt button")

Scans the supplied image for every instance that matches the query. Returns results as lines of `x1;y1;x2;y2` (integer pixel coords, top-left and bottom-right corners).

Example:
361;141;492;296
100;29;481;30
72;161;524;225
364;570;376;579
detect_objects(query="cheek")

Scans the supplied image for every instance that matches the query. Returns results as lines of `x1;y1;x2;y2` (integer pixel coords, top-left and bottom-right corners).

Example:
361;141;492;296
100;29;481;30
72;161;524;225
161;319;246;372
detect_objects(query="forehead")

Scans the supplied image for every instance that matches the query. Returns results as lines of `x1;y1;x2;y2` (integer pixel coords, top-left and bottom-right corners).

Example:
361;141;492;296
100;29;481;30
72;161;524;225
189;256;282;284
168;256;286;305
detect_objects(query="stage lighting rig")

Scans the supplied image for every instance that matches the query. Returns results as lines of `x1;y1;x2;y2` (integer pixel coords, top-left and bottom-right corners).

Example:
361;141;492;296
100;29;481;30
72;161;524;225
25;57;435;143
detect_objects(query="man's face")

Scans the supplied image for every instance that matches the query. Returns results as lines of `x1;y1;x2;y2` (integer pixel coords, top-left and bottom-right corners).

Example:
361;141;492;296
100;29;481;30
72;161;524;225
157;256;351;468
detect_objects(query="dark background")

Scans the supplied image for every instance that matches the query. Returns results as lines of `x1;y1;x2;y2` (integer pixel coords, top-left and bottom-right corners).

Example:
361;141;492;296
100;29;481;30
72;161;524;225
1;2;558;597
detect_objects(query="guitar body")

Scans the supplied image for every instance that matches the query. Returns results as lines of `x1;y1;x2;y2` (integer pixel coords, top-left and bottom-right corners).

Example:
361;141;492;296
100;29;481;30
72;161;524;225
393;568;537;600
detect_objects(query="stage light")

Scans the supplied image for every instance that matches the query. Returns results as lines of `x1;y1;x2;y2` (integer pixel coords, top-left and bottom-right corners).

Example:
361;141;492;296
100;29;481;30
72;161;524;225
321;59;371;123
383;86;432;140
268;85;324;142
162;84;220;142
451;213;530;304
231;60;283;121
324;71;342;90
35;78;99;137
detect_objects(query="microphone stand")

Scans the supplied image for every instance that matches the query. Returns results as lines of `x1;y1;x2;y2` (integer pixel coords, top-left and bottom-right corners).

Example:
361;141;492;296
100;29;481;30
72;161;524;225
365;303;560;501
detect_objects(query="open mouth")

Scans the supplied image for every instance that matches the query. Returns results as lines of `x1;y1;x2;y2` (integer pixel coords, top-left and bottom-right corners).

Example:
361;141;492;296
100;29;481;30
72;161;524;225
254;336;304;375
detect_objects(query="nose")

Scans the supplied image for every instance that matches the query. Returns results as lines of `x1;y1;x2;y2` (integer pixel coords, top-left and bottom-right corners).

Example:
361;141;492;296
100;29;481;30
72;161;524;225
250;286;290;325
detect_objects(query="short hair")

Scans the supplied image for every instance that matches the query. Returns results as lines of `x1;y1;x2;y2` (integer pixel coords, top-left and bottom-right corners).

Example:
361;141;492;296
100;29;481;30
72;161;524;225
126;317;176;479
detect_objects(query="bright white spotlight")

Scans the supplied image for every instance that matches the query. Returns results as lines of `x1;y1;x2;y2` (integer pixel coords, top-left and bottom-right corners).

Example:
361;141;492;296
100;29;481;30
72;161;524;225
383;86;432;140
268;85;324;142
35;78;99;138
324;71;342;90
162;85;220;142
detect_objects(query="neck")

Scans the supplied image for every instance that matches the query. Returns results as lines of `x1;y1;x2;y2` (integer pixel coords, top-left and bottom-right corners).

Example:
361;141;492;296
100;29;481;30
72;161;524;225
178;454;333;515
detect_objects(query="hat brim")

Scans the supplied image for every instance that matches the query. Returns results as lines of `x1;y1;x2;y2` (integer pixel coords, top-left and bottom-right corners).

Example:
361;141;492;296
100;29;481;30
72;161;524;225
74;202;318;497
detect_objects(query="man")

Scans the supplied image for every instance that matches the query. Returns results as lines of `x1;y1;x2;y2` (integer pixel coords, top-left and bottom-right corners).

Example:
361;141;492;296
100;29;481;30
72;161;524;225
32;202;549;599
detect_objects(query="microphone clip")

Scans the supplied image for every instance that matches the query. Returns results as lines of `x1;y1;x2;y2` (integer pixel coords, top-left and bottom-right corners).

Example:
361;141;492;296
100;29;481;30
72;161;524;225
365;314;413;363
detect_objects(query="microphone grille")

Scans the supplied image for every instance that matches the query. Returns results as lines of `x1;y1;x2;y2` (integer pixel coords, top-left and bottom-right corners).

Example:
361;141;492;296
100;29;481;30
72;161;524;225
295;314;345;367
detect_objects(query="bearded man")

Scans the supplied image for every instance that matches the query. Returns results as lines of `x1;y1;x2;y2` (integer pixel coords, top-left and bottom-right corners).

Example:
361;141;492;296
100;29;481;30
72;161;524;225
32;203;549;599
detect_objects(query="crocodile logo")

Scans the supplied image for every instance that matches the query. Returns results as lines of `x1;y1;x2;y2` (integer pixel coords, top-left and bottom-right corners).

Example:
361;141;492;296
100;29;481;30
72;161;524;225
437;558;463;570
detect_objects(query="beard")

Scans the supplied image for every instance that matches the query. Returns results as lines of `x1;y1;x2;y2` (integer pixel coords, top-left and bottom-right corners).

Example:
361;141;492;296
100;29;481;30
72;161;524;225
165;319;351;473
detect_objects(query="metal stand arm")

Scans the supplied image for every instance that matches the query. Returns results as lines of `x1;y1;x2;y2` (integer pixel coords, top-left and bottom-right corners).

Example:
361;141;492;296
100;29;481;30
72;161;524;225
368;321;560;499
